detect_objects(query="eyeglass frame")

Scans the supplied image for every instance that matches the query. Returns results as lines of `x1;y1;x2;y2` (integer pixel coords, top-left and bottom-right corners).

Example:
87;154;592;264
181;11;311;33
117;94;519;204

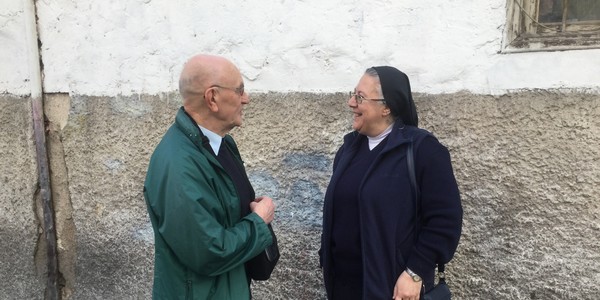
210;84;245;96
348;91;386;104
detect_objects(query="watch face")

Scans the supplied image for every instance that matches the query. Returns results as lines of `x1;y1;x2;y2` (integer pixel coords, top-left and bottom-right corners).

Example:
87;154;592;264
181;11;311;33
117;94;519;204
407;269;422;282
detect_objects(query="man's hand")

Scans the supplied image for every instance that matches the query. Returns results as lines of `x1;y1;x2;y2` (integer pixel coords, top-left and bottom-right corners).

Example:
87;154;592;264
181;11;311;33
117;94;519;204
392;271;422;300
250;196;275;224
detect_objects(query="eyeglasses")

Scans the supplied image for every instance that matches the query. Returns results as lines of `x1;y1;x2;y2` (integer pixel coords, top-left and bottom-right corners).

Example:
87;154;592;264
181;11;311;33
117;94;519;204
349;92;385;104
210;84;245;96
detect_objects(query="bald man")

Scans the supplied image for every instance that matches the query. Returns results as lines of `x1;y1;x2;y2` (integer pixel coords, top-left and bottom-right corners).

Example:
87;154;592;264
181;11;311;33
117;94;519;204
143;54;276;299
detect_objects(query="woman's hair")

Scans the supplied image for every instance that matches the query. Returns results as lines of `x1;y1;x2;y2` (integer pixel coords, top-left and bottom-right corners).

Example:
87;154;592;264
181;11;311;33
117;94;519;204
364;67;384;99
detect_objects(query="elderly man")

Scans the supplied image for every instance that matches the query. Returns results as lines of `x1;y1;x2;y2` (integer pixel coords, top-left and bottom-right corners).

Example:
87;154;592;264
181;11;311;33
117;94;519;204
144;54;276;299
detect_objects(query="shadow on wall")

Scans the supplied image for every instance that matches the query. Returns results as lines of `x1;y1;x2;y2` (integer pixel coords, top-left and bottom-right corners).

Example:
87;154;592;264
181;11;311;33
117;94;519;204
250;152;330;229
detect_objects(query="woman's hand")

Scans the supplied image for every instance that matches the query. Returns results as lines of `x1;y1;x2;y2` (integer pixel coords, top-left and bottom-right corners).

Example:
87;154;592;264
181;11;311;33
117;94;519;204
392;271;422;300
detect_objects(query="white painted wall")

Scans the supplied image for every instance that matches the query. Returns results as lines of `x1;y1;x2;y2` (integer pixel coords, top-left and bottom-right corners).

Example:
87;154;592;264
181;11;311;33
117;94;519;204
0;0;37;95
2;0;599;96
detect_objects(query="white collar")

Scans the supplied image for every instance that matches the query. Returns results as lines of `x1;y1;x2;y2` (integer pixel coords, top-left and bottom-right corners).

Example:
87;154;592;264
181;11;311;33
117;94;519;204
367;124;393;150
198;125;223;155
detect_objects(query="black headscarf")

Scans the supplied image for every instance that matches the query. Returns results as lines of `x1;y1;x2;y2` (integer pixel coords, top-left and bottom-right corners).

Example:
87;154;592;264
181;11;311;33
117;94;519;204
372;66;419;127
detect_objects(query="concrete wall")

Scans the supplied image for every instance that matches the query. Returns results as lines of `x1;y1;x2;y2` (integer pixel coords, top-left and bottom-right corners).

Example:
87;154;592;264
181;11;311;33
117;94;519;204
0;97;44;299
1;0;600;299
2;90;598;299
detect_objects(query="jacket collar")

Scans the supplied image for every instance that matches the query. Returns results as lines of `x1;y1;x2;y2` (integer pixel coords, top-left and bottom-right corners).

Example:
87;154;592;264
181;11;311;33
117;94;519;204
343;120;415;155
175;107;203;144
175;107;245;166
175;107;224;167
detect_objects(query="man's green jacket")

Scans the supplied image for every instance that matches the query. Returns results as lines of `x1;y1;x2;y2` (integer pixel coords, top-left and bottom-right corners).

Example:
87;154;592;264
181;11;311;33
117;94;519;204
143;107;273;299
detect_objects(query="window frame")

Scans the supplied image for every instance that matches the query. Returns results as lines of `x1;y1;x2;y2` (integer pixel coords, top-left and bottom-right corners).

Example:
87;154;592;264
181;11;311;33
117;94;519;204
503;0;600;53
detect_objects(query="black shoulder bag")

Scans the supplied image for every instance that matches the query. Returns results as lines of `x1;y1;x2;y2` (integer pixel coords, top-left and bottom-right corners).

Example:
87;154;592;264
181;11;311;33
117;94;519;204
246;223;280;280
406;141;452;300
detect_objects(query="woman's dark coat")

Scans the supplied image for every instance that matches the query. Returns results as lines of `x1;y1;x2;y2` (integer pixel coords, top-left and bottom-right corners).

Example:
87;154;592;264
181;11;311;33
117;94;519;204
320;121;463;299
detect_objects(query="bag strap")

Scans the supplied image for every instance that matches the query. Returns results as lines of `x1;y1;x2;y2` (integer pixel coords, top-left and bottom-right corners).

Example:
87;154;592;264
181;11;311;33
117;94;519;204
406;141;446;284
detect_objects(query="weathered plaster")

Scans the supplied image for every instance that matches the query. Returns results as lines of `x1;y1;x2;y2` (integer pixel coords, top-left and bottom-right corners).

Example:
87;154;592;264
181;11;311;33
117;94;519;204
1;0;598;96
0;96;44;299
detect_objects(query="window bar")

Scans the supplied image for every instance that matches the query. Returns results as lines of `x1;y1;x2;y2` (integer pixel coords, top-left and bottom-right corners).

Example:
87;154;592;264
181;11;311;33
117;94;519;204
561;0;569;32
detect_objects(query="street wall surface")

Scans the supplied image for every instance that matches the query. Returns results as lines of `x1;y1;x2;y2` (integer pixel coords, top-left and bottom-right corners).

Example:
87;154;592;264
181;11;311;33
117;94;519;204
2;91;599;299
1;0;599;299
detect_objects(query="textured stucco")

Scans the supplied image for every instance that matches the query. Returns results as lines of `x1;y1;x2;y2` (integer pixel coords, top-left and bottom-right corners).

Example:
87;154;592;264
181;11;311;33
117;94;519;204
1;91;597;299
60;94;169;299
416;92;600;299
0;96;44;299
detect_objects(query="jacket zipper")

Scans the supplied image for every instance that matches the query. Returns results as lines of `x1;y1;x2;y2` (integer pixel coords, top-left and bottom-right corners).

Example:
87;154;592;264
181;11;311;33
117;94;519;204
185;280;192;300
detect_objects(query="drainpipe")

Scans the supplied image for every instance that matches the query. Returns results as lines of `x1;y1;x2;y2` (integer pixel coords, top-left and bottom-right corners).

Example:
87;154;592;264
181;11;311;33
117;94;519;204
24;0;60;299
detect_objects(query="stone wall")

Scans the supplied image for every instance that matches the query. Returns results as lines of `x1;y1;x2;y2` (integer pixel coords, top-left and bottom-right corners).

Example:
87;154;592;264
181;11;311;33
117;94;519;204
0;91;598;299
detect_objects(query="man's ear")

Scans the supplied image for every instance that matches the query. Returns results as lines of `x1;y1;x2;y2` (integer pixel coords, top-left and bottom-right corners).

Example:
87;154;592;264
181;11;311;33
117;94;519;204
204;88;219;112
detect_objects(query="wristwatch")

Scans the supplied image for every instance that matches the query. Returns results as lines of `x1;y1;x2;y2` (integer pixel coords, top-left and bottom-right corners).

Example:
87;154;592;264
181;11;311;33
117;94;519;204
406;268;422;282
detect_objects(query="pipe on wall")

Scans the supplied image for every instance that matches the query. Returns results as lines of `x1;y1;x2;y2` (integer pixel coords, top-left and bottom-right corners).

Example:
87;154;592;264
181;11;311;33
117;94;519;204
24;0;60;299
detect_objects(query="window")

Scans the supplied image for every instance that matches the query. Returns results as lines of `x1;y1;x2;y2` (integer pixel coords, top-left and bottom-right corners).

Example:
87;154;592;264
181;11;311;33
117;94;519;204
504;0;600;52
